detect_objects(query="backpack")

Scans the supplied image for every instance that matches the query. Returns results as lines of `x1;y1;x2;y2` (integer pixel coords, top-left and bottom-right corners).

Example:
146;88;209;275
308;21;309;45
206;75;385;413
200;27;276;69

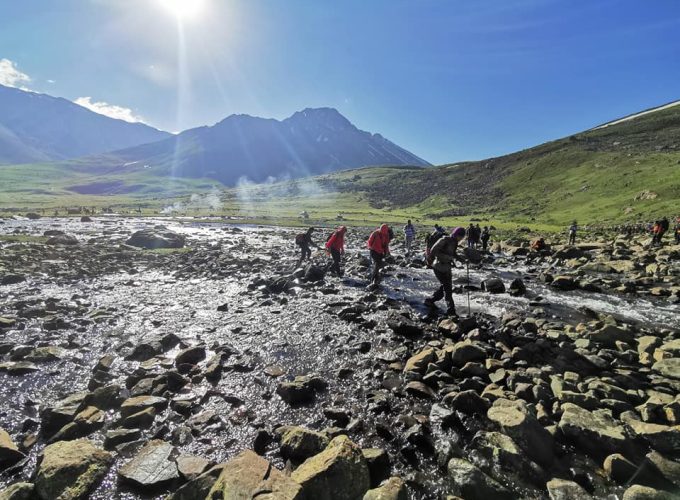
295;233;306;245
426;231;444;252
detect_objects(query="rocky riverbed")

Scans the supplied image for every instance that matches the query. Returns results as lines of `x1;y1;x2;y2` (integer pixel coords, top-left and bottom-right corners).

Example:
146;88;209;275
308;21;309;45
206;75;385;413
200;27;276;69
0;216;679;499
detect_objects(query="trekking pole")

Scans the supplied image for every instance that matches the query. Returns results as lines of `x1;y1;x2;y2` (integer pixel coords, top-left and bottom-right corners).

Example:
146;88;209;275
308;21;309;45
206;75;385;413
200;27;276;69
466;259;471;316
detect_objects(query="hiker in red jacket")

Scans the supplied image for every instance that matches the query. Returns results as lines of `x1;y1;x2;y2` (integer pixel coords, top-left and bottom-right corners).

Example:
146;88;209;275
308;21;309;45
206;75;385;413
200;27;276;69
367;224;391;286
325;226;346;277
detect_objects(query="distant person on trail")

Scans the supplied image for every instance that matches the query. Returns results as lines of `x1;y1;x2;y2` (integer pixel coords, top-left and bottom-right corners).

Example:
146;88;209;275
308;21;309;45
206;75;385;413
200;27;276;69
531;238;546;251
295;227;319;267
325;226;346;277
425;225;447;265
480;226;490;252
367;224;391;287
568;221;578;245
658;217;670;245
675;218;680;244
651;220;662;246
467;223;475;248
403;220;416;256
425;227;466;317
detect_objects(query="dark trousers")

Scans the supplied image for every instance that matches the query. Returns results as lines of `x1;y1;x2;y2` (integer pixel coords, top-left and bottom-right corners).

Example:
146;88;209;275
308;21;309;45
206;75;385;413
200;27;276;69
329;248;342;276
370;250;384;285
482;239;489;251
568;233;576;245
431;268;454;307
297;243;311;264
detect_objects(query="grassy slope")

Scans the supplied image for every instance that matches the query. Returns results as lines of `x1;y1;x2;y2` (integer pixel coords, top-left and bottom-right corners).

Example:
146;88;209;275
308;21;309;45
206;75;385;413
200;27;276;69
1;102;678;230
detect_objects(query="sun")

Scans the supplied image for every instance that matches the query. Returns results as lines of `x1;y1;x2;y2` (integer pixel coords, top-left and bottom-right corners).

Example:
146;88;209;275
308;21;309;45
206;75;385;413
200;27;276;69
158;0;206;21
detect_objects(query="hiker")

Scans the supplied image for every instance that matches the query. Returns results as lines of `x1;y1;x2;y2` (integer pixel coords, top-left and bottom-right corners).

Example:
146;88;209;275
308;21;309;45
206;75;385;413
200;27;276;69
325;226;346;277
404;220;416;256
425;227;466;317
480;226;490;252
367;224;391;286
295;227;319;267
425;225;447;265
675;219;680;244
531;238;546;251
568;221;578;245
651;220;661;246
467;223;476;248
659;217;670;245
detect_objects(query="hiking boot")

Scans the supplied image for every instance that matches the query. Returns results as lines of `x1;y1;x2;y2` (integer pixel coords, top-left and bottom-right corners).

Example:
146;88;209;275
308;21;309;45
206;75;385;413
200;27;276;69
445;305;458;318
424;298;436;307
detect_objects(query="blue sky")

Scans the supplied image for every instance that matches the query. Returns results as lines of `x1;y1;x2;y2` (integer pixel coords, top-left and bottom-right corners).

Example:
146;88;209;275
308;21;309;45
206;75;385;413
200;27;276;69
1;0;679;164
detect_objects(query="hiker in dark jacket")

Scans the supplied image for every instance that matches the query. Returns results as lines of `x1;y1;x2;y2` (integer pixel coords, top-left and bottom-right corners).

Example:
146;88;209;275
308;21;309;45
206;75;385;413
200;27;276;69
404;220;416;256
425;227;466;316
295;227;319;267
480;226;490;252
367;224;391;286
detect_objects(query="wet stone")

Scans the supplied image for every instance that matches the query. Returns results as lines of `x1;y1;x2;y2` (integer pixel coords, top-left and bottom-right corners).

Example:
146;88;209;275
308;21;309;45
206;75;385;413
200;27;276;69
278;426;330;461
35;439;112;499
0;482;35;500
175;345;206;366
447;458;513;500
0;428;25;468
546;478;592;499
118;440;179;489
208;450;301;499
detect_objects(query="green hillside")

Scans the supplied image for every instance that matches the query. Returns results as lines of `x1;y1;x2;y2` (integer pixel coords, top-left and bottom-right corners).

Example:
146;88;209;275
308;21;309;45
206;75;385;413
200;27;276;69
1;101;679;229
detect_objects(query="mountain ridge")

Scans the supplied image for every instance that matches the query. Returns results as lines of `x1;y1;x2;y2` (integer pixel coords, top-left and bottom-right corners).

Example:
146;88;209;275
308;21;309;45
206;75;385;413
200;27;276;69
70;105;430;186
0;84;171;164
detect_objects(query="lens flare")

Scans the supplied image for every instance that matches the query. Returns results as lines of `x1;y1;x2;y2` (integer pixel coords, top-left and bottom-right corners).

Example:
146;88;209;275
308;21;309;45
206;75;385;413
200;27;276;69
158;0;206;21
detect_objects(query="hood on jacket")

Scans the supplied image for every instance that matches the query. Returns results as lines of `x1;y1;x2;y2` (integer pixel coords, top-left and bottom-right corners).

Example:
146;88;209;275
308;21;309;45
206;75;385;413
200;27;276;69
380;224;389;238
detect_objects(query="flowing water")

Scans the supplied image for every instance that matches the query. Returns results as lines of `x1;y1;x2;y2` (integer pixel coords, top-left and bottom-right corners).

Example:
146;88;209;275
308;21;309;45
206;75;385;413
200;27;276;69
0;217;678;498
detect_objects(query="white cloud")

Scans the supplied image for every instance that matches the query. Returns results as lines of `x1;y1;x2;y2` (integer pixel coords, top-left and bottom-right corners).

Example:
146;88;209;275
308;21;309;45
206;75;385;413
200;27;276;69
74;96;144;123
47;79;55;84
0;58;31;89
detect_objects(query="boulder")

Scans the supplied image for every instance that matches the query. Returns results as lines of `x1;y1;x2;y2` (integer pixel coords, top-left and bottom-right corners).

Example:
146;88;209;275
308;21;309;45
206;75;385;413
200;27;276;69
546;478;592;499
551;275;577;290
558;403;631;458
446;458;513;500
482;278;505;294
277;376;325;405
363;477;407;500
487;399;554;466
126;229;185;249
175;346;206;366
403;348;436;374
291;435;370;500
362;448;391;487
46;235;79;246
652;358;680;380
176;454;211;481
622;485;675;500
625;420;680;453
0;482;35;500
386;313;423;337
449;341;486;366
207;450;301;499
34;439;112;499
168;465;225;500
588;325;635;346
120;396;168;417
0;429;25;468
279;426;329;461
118;440;179;489
645;451;680;488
